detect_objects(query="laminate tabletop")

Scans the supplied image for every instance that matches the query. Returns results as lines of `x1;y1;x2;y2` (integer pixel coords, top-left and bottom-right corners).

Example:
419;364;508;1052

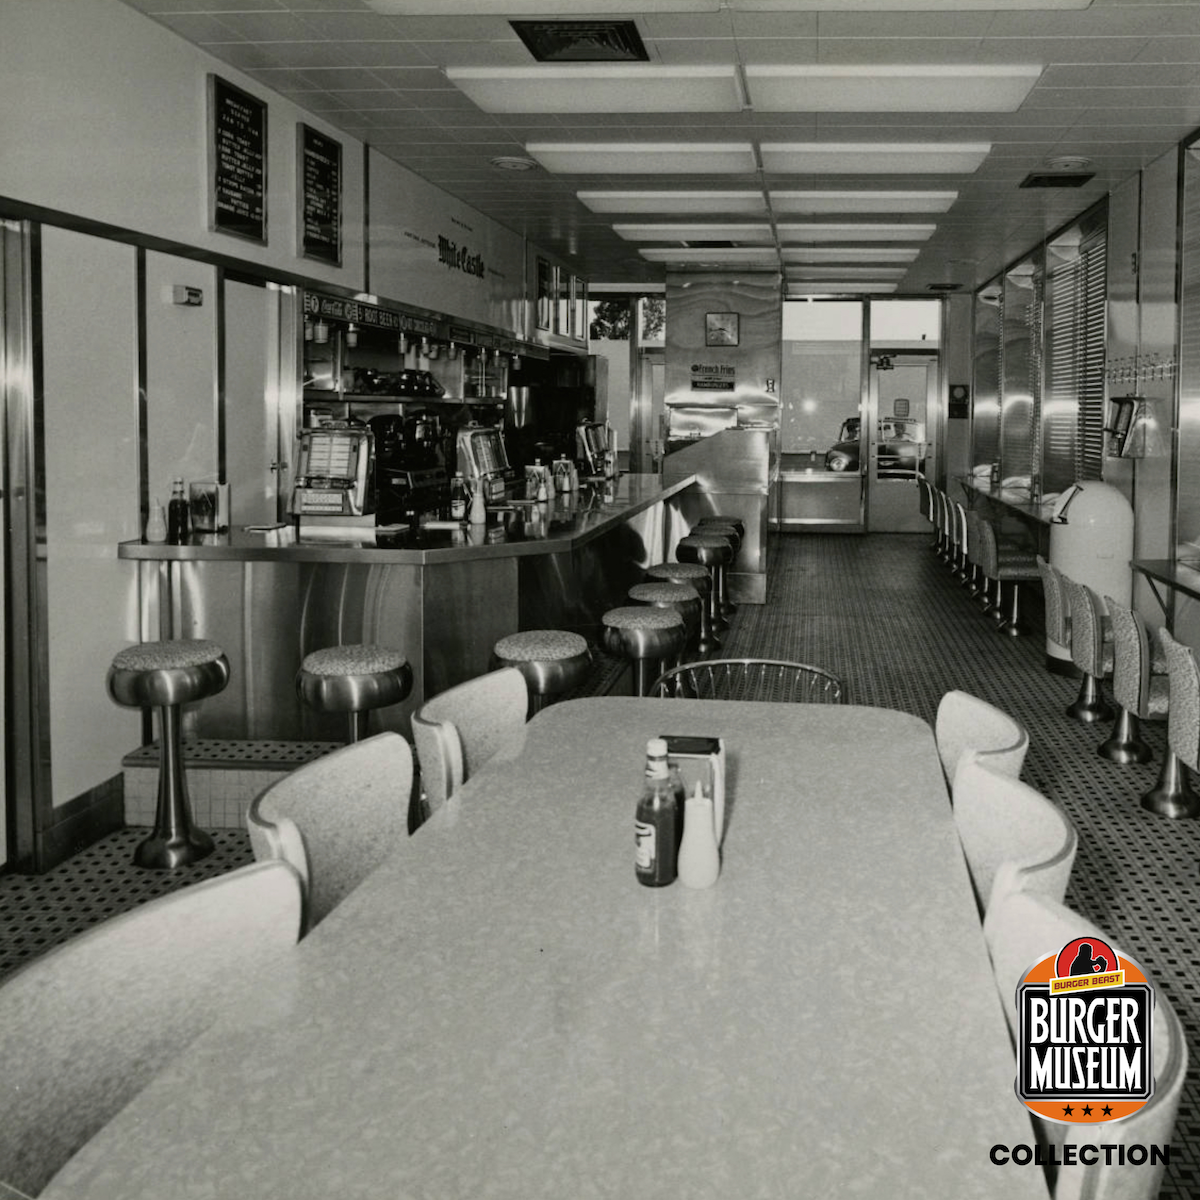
42;700;1046;1200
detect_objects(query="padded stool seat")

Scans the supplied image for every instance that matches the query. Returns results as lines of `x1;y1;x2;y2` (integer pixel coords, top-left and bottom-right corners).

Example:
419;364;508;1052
696;515;745;539
602;606;686;697
694;522;740;616
629;581;703;659
493;629;591;715
645;562;718;652
297;644;413;744
107;639;230;870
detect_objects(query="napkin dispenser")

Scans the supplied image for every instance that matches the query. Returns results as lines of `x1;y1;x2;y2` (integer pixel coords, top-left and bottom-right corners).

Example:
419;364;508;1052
662;734;726;846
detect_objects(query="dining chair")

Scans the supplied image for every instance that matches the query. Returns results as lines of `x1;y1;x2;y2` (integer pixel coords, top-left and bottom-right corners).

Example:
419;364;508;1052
247;731;413;932
935;689;1029;783
649;658;844;703
1060;574;1115;723
0;860;302;1198
951;749;1077;914
411;667;528;820
1099;595;1168;765
984;868;1187;1200
1150;628;1200;818
1035;554;1072;669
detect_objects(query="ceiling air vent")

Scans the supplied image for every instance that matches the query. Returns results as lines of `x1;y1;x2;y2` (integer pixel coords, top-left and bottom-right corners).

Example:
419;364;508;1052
1020;172;1095;189
510;20;649;63
927;283;962;292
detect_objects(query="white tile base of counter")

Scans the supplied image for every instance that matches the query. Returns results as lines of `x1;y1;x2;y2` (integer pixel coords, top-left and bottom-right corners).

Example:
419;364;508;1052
121;739;342;829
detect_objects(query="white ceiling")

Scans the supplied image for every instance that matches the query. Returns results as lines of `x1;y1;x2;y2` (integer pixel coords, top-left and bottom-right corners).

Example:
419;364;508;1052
115;0;1200;295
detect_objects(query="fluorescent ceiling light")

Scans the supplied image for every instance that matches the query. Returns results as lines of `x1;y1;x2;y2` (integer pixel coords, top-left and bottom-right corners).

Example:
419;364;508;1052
777;223;936;243
789;266;909;280
527;143;757;175
446;66;741;114
787;282;899;295
745;65;1039;113
782;247;921;263
640;248;780;265
578;191;766;216
367;1;1087;13
762;143;991;174
613;223;774;244
770;191;956;215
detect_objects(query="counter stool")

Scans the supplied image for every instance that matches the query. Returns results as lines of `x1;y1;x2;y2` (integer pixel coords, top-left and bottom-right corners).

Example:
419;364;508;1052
677;532;734;633
645;562;718;653
602;606;686;697
1059;576;1114;724
694;521;741;617
1150;628;1200;818
107;639;230;869
296;644;413;744
628;581;702;662
974;518;1040;636
695;515;745;541
493;629;591;716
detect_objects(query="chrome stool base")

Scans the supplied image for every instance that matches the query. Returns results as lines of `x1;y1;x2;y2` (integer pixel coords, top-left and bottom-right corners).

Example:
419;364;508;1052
1098;709;1153;764
1141;752;1200;819
1066;674;1113;724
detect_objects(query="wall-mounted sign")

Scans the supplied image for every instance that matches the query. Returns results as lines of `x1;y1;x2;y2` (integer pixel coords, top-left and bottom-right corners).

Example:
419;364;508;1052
298;124;342;266
208;75;267;244
302;291;444;337
691;362;736;391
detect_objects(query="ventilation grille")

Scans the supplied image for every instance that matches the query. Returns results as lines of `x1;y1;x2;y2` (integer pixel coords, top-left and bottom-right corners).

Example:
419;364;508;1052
1020;172;1096;189
511;20;649;63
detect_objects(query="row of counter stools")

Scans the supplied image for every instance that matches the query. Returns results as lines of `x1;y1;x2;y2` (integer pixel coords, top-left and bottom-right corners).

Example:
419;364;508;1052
107;516;743;869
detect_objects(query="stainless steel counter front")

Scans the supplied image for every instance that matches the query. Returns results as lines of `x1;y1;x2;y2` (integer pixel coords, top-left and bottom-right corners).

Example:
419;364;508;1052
120;475;696;741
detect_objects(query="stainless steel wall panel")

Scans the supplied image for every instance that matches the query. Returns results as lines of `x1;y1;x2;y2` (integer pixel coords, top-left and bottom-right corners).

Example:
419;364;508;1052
972;284;1002;471
1177;143;1200;562
1001;263;1040;485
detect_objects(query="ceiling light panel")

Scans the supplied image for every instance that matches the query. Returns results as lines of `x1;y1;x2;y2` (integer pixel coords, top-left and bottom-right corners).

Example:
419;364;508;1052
789;266;909;279
777;223;936;243
770;191;957;215
781;247;921;263
745;66;1040;112
787;282;899;295
613;223;775;244
527;143;758;174
761;143;991;174
368;1;717;12
578;191;767;215
640;248;781;265
446;66;741;114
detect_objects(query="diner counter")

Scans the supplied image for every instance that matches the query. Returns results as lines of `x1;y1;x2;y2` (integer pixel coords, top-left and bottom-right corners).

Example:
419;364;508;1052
41;699;1045;1200
118;473;694;566
122;476;698;740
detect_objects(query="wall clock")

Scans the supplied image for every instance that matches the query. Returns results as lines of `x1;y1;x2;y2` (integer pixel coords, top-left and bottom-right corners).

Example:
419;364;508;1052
705;311;739;347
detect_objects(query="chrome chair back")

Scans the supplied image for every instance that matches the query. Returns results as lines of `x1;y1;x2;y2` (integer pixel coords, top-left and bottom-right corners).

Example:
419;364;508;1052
650;658;844;703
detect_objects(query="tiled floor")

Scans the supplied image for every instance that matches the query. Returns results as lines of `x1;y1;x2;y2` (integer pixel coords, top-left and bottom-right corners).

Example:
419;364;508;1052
2;531;1196;1197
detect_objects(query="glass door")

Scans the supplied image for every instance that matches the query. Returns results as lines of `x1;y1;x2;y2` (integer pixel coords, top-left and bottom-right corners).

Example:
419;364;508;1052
778;300;865;532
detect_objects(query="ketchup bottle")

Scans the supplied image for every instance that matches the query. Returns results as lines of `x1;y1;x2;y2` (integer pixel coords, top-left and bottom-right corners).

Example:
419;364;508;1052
635;738;679;887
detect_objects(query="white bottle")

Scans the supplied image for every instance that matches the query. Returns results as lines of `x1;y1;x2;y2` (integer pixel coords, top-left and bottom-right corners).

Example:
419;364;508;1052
677;782;720;889
469;478;488;525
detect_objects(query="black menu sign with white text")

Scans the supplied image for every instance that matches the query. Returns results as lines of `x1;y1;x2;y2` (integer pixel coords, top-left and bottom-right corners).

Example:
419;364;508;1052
299;124;342;265
208;75;267;244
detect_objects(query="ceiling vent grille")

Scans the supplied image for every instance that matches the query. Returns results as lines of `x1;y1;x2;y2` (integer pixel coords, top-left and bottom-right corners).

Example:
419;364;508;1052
510;20;649;63
1020;172;1095;189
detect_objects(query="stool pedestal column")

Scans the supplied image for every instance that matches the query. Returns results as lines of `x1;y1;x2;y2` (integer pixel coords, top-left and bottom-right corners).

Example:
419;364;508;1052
136;703;215;869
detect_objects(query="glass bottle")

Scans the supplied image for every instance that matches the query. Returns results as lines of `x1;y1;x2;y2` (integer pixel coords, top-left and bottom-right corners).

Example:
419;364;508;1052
449;472;467;520
166;478;189;545
145;499;167;544
635;737;679;887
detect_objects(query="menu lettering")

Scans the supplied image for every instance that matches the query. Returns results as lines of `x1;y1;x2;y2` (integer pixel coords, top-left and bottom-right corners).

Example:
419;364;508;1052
300;125;342;265
209;76;267;244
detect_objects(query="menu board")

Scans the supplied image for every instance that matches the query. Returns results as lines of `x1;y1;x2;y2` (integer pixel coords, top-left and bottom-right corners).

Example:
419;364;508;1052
208;75;267;244
299;124;342;265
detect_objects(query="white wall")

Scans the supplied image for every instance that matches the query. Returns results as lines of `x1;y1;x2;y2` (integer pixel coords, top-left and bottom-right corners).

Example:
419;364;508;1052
1;0;367;290
41;227;142;806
